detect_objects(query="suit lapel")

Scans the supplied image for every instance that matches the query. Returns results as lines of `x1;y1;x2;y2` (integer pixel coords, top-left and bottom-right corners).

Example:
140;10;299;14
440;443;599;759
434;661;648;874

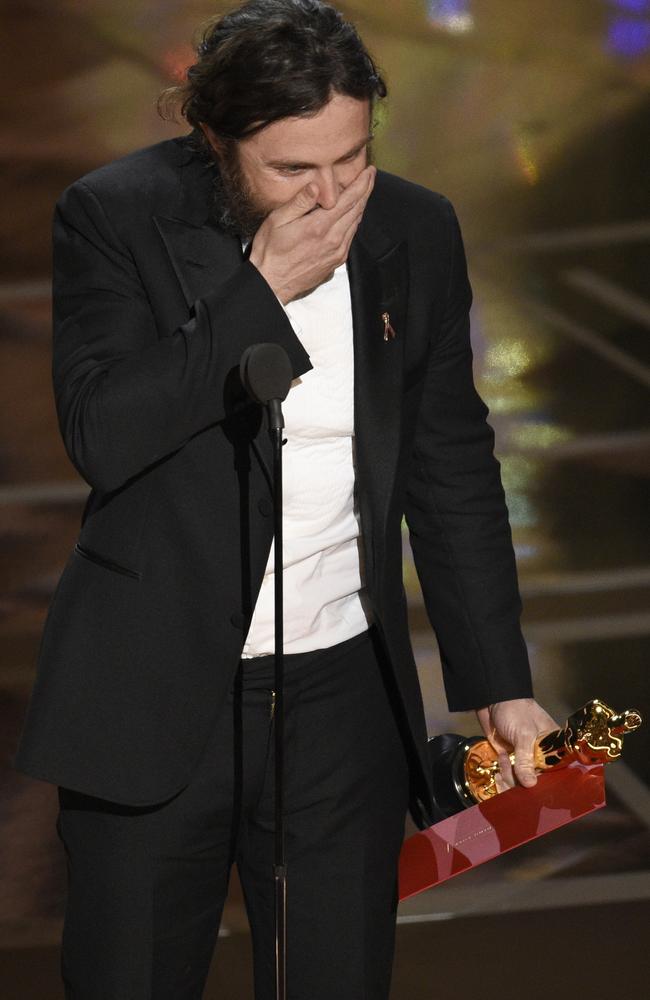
348;212;409;573
153;145;245;308
152;147;274;518
154;217;244;306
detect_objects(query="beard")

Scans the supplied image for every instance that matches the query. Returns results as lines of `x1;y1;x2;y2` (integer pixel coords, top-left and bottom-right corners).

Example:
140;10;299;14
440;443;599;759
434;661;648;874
207;141;270;244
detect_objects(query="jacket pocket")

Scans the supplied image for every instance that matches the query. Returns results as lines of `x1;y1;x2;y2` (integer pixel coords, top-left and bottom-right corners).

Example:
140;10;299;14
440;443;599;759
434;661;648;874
74;542;142;580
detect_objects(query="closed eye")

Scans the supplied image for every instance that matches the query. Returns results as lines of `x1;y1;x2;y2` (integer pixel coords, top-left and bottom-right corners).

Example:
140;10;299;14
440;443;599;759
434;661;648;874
270;137;372;175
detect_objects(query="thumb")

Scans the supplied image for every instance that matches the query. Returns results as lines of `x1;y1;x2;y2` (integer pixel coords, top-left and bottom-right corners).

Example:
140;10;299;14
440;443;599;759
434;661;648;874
274;182;319;225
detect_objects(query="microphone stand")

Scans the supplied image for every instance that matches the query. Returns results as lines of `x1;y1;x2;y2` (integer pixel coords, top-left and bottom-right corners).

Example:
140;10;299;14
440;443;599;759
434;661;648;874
268;398;287;1000
239;343;292;1000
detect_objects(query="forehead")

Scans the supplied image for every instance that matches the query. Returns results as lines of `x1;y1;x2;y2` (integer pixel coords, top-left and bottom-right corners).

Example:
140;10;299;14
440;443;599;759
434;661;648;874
244;94;371;164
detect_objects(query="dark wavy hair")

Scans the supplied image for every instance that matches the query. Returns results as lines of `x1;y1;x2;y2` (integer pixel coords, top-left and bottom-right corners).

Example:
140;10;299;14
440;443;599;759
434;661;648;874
159;0;387;142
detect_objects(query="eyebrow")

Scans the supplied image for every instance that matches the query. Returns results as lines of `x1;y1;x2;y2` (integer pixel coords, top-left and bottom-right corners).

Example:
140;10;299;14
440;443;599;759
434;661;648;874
266;134;374;170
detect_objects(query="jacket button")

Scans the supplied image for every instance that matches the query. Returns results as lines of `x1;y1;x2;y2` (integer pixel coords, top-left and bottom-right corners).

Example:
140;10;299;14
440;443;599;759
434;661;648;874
257;497;273;517
230;612;246;629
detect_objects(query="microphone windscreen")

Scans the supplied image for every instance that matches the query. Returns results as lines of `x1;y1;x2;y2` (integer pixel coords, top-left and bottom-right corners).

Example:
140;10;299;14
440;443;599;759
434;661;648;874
240;343;293;404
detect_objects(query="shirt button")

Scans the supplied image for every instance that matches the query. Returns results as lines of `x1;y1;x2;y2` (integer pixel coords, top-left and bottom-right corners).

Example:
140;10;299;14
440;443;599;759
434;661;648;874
230;612;246;629
257;497;273;517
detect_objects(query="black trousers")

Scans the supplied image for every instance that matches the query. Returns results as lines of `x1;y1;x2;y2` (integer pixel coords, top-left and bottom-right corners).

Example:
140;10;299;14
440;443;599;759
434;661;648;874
56;626;411;999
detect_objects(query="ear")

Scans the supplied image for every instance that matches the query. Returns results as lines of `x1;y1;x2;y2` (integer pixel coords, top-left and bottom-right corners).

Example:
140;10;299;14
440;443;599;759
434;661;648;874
198;122;220;155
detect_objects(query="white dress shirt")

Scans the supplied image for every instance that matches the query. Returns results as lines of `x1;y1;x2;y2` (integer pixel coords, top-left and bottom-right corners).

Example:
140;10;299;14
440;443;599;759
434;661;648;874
241;261;373;657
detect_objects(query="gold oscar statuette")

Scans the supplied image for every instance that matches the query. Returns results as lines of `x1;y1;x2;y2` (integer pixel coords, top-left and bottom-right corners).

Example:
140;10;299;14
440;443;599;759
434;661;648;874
462;699;642;805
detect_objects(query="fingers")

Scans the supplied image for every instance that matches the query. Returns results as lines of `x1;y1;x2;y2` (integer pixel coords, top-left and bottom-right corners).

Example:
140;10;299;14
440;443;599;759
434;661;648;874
338;212;364;262
271;165;375;230
479;700;553;792
511;733;538;788
301;172;372;268
496;745;536;791
476;706;491;734
311;166;375;228
322;172;375;251
336;164;376;213
249;165;376;302
476;706;511;756
496;752;514;791
330;196;368;253
271;182;321;226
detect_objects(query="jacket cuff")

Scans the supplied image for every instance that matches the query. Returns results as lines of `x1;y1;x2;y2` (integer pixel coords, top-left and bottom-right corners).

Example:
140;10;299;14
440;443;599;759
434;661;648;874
200;260;313;381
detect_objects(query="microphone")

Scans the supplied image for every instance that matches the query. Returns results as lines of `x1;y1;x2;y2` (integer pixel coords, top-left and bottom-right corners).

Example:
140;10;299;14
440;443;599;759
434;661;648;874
240;343;293;431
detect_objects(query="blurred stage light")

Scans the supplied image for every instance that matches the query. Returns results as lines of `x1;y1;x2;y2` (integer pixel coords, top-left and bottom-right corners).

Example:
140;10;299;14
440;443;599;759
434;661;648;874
426;0;474;34
606;16;650;56
161;44;194;81
606;0;650;13
499;455;539;528
510;422;572;451
484;339;533;382
513;543;539;561
514;136;540;186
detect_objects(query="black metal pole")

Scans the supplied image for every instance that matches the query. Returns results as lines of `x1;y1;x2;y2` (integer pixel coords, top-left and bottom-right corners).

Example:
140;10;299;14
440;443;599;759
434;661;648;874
238;344;292;1000
271;424;286;1000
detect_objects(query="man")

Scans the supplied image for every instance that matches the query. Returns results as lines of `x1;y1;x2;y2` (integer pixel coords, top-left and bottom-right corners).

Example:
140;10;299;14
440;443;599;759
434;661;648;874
14;1;557;997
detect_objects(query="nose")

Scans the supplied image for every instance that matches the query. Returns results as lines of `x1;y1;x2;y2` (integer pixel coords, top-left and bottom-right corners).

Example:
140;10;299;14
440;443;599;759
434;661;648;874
314;167;339;210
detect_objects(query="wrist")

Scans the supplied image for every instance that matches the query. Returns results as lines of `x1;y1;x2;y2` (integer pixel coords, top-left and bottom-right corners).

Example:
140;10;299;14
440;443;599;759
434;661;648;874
247;255;291;305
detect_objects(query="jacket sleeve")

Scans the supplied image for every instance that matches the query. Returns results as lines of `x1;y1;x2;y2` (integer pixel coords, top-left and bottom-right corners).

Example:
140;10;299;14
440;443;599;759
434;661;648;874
403;196;533;712
52;179;312;493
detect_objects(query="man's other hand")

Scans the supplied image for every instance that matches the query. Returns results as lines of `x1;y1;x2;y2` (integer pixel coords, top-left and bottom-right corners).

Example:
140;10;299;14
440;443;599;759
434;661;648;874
476;698;560;790
248;165;376;304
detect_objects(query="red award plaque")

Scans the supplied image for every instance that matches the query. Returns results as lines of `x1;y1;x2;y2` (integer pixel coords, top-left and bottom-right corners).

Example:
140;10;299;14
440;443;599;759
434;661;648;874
399;762;606;902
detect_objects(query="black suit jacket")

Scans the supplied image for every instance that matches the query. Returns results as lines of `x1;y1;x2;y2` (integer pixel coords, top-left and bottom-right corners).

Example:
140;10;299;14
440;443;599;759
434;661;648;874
14;135;533;827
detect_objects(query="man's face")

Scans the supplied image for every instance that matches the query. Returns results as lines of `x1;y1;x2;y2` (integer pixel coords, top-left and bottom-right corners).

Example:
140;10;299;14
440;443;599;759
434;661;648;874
201;92;373;240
